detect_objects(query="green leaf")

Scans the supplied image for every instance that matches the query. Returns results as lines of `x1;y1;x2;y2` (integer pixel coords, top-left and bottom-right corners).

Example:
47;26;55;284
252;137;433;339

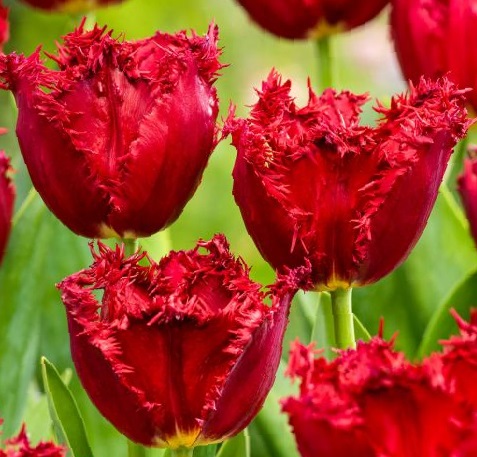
353;314;372;342
216;430;249;457
417;269;477;358
193;444;218;457
41;357;93;457
310;292;335;359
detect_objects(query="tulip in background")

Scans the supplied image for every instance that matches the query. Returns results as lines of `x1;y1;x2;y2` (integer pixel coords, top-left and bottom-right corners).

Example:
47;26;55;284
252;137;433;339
0;0;8;52
0;21;222;239
0;150;13;266
19;0;122;13
458;154;477;246
235;0;389;39
0;424;65;457
225;71;469;290
391;0;477;111
58;235;308;452
282;312;477;457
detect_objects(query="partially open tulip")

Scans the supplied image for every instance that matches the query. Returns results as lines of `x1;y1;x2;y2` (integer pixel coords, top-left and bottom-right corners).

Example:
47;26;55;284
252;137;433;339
0;21;222;239
282;328;477;457
0;423;65;457
225;71;469;290
19;0;122;13
0;150;13;266
235;0;389;39
58;235;307;449
391;0;477;111
458;156;477;246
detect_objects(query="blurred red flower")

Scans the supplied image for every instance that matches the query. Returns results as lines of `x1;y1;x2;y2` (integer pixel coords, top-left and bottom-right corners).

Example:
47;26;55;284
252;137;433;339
458;155;477;247
225;70;469;290
236;0;388;39
0;424;64;457
0;21;222;239
58;235;307;449
391;0;477;111
0;150;13;266
0;1;8;51
282;322;477;457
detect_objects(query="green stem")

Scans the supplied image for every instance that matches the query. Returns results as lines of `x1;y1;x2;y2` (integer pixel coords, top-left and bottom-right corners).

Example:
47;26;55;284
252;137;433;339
12;188;37;227
330;288;356;349
127;441;146;457
123;238;139;257
170;447;194;457
315;35;333;92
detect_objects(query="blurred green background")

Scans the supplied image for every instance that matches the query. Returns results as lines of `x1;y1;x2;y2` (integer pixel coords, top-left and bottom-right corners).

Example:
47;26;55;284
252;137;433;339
1;1;477;456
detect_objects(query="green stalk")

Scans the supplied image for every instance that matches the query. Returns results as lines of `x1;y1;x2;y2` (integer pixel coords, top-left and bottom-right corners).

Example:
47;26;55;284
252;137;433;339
329;288;356;349
127;441;147;457
315;35;333;92
123;238;139;257
170;447;194;457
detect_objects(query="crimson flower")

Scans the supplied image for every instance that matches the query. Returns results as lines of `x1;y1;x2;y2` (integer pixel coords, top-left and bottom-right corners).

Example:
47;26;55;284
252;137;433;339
458;155;477;246
391;0;477;111
0;424;64;457
282;329;477;457
0;1;8;51
0;21;222;239
19;0;122;12
58;235;307;449
0;150;13;266
235;0;388;39
225;71;469;290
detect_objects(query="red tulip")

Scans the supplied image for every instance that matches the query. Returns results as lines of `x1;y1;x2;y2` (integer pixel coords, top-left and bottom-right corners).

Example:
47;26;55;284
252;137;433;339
225;70;469;290
19;0;122;12
58;235;307;448
0;21;222;239
282;333;477;457
458;155;477;246
0;424;65;457
236;0;389;39
391;0;477;111
0;150;13;266
0;1;8;51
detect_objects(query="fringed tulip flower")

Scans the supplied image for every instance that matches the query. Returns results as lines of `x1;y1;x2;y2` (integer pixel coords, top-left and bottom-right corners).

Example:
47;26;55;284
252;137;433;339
391;0;477;111
0;21;222;239
19;0;122;13
458;156;477;246
235;0;389;39
282;329;477;457
0;423;65;457
0;151;13;266
225;71;470;290
58;235;308;449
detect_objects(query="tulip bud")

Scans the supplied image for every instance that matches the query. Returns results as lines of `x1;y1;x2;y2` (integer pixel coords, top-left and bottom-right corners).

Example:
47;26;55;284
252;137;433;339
19;0;122;13
58;235;307;448
225;71;470;290
0;150;13;266
0;21;222;239
235;0;389;39
391;0;477;111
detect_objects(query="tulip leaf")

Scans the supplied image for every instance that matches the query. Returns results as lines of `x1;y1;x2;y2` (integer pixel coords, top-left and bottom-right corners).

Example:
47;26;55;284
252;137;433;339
216;430;250;457
310;292;335;359
353;314;372;342
416;268;477;358
41;357;93;457
193;444;217;457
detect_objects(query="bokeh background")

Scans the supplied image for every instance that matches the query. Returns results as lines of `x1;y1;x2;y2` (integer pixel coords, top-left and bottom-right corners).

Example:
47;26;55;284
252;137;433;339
1;1;476;456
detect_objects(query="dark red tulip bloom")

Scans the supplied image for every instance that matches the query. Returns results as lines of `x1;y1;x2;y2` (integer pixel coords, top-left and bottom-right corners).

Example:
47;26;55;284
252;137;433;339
236;0;388;39
19;0;122;12
282;335;477;457
58;234;306;448
0;21;222;239
0;150;14;266
391;0;477;111
0;1;8;51
225;71;469;290
458;156;477;246
0;424;65;457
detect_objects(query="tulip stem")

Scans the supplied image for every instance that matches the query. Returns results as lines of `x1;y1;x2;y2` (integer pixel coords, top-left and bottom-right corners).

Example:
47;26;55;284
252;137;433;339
123;238;139;258
315;35;333;91
170;448;194;457
127;441;146;457
330;288;356;349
